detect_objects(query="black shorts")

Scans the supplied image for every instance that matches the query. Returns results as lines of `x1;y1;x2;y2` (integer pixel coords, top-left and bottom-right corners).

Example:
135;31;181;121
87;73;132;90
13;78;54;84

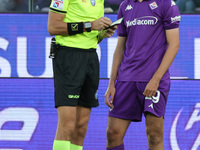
53;46;99;108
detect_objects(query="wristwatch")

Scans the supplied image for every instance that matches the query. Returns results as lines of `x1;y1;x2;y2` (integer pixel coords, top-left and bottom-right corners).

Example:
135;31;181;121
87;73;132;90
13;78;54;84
84;22;92;32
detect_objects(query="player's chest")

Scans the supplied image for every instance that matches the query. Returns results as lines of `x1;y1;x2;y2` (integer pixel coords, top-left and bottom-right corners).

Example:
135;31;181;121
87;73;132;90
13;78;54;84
123;2;162;28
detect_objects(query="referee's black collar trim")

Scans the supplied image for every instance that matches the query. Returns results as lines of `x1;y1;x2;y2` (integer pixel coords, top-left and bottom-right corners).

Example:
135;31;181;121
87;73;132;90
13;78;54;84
50;7;67;14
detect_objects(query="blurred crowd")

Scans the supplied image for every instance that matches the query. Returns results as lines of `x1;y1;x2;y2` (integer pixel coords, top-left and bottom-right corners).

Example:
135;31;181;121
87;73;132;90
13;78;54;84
0;0;50;12
104;0;123;13
0;0;200;13
175;0;200;13
0;0;28;12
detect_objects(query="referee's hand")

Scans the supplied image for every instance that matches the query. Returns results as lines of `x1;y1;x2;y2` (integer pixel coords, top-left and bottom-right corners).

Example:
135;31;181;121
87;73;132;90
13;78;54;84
92;17;112;31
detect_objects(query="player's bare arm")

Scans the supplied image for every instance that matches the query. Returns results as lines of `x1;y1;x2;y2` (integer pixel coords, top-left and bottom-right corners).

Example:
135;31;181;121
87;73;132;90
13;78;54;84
105;36;127;108
143;28;179;97
48;11;113;36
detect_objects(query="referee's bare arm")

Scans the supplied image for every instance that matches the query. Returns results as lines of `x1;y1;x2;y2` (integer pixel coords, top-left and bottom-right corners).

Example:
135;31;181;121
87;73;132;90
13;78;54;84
48;11;112;36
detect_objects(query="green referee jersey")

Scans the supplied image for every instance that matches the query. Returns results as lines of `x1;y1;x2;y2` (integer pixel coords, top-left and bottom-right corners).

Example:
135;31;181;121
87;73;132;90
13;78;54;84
49;0;104;49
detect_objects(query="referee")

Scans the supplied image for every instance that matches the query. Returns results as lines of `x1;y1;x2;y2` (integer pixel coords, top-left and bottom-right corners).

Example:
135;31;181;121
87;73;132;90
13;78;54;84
48;0;117;150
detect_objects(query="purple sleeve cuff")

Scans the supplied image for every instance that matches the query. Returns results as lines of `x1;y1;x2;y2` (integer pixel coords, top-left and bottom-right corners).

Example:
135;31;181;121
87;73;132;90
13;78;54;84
164;23;179;30
117;33;127;37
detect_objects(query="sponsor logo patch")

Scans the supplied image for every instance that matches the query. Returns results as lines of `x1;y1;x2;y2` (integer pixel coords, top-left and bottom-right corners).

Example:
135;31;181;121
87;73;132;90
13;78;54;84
126;16;158;27
171;0;176;6
71;23;79;31
91;0;95;6
125;5;133;11
51;0;64;10
95;90;98;99
149;2;158;10
68;95;80;99
171;15;181;23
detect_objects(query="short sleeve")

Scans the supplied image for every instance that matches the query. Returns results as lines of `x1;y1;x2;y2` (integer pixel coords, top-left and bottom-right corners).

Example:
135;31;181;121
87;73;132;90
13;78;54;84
117;2;127;37
49;0;69;14
162;0;181;30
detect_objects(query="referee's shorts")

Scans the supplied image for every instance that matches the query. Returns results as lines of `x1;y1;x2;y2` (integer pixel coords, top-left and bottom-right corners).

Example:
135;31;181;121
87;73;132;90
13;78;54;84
53;46;99;108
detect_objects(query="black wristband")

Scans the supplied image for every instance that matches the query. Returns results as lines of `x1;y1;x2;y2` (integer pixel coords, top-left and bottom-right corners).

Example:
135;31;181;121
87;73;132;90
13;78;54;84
67;22;84;35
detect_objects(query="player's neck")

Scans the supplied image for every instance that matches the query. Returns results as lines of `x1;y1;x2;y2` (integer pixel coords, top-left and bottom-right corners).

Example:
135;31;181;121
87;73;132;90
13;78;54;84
138;0;143;2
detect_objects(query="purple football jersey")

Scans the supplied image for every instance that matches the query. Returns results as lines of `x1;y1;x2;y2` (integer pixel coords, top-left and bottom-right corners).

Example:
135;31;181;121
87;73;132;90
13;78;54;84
117;0;181;82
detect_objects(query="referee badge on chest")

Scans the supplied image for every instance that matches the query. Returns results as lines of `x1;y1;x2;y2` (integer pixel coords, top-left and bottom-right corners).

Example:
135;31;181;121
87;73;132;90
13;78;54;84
91;0;95;6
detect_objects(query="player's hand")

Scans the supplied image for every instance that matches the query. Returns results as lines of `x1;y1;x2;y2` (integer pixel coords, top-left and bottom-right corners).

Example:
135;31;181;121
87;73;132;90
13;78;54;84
143;77;160;97
92;17;112;31
104;85;115;109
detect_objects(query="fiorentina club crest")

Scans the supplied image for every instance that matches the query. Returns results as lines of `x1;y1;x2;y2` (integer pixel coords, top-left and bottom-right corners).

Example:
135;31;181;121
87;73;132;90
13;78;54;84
91;0;95;6
149;2;158;10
